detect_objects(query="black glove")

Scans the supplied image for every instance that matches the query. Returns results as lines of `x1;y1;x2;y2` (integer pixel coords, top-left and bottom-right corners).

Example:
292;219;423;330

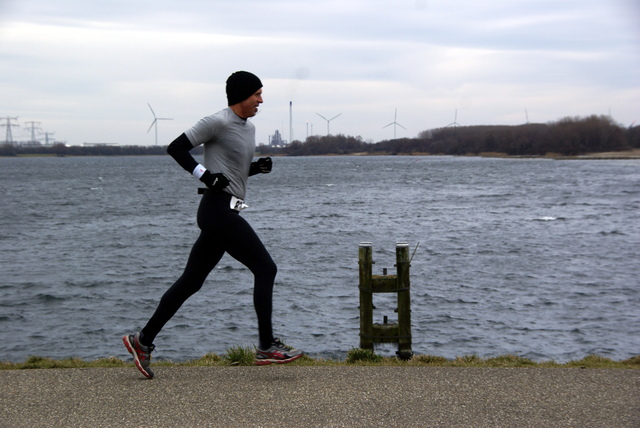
200;171;230;191
249;157;272;176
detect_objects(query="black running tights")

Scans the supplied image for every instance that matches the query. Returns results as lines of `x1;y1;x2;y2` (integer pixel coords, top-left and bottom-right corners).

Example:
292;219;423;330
141;191;276;349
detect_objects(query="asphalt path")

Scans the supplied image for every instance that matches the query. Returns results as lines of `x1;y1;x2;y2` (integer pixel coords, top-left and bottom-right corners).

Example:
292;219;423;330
1;366;638;427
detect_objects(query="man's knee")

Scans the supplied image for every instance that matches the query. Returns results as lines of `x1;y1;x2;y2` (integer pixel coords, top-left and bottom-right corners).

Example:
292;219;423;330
263;259;277;280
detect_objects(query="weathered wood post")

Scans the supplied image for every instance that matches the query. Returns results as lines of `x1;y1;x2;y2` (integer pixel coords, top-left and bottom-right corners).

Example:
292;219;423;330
358;242;412;359
358;242;374;351
396;243;412;359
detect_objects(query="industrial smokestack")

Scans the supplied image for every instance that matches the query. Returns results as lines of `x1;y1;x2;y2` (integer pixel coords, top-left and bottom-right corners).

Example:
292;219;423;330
289;101;293;144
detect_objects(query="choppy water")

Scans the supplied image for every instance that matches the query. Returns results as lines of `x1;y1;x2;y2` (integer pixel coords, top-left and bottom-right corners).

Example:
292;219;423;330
0;155;638;363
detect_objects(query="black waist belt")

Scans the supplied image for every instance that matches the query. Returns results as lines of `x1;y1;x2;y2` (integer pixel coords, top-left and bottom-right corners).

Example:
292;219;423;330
198;188;231;200
198;188;247;212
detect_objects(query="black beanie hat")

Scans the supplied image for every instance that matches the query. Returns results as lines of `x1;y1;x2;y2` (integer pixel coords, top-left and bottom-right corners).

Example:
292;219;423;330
226;71;263;106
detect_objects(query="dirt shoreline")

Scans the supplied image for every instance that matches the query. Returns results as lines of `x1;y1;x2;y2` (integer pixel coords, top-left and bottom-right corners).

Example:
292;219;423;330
272;149;640;159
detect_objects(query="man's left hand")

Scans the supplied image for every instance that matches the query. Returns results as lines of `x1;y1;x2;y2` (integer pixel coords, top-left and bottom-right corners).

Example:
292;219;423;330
250;157;272;175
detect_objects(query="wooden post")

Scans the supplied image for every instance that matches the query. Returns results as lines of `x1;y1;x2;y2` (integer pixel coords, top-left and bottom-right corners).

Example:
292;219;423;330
358;242;412;359
396;243;412;359
358;243;373;350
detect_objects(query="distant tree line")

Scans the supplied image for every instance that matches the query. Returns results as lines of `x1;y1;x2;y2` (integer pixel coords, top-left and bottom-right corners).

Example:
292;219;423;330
0;143;203;157
1;115;637;157
260;115;638;157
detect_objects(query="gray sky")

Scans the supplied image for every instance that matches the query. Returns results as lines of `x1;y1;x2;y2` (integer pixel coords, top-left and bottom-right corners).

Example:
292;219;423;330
1;0;638;146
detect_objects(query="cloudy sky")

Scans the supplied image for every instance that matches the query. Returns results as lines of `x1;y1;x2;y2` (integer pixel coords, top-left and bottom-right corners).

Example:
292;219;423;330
1;0;638;146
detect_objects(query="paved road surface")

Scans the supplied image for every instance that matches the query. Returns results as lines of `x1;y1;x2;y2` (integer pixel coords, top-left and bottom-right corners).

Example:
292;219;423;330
1;366;638;427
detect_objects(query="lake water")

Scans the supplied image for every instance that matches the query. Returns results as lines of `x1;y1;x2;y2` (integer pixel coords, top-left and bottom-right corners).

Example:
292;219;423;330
0;155;638;363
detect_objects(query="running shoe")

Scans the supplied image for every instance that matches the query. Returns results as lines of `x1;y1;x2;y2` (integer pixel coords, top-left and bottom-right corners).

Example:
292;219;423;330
255;338;303;365
122;332;155;379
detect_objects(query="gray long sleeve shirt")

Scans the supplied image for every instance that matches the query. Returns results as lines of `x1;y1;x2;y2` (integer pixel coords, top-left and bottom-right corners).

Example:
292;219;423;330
185;107;256;200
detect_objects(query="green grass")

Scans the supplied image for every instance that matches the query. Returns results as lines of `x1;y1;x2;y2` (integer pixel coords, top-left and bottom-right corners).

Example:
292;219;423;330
2;349;638;370
346;348;384;363
223;345;256;366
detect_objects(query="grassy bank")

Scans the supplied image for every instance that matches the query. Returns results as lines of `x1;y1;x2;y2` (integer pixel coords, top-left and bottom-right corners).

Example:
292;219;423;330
2;349;639;370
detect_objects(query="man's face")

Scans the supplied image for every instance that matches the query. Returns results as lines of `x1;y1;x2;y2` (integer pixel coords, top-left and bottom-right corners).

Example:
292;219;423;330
236;89;263;118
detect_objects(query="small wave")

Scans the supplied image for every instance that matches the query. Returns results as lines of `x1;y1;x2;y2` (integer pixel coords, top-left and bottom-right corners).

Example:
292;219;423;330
531;216;566;221
0;299;29;308
443;298;480;305
598;230;626;236
37;294;66;303
217;265;247;271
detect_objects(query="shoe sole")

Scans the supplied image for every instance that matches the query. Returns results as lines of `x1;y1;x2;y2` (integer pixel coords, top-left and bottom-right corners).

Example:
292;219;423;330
255;353;303;366
122;335;154;379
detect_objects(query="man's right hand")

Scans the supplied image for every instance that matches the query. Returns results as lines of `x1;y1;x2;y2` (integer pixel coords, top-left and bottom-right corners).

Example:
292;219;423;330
200;171;230;191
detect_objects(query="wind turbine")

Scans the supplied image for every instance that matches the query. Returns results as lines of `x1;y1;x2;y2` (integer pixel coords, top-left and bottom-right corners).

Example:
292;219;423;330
383;108;406;139
147;103;173;145
316;112;342;135
446;109;461;128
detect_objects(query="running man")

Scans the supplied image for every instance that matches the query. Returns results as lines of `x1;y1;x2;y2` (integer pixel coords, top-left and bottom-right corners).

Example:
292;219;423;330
123;71;302;378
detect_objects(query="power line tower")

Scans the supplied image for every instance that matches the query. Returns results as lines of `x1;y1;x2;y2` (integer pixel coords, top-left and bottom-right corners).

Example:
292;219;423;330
1;116;20;144
24;121;42;144
42;132;56;145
